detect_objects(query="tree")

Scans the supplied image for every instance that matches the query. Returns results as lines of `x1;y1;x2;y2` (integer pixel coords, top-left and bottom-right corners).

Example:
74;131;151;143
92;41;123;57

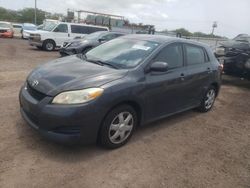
172;28;192;36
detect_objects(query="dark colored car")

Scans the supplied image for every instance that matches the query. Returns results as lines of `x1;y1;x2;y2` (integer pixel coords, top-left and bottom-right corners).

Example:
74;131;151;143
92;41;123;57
215;34;250;77
59;31;125;56
19;35;221;149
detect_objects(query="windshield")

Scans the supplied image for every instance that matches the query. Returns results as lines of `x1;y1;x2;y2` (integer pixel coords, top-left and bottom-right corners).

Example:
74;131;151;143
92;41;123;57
85;38;160;69
85;31;106;40
42;22;57;31
233;35;250;42
23;24;36;31
0;22;11;28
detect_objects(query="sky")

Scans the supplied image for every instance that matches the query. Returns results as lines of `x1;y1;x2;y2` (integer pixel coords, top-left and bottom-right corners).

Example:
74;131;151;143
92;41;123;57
1;0;249;38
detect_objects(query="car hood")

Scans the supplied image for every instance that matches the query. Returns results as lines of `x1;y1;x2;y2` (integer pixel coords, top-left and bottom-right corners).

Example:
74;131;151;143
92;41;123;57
220;40;250;50
27;55;128;96
0;27;10;30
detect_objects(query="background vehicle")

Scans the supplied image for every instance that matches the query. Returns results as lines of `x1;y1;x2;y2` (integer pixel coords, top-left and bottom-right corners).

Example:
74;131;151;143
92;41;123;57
20;35;221;148
215;34;250;78
21;23;37;39
12;23;22;37
59;31;125;56
0;21;14;38
29;22;109;51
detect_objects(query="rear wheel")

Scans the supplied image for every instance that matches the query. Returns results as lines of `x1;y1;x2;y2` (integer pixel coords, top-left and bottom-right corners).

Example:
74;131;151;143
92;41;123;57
43;40;55;51
198;86;216;112
99;105;137;149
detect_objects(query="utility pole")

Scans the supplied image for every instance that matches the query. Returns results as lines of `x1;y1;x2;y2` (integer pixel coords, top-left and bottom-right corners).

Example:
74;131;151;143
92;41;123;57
211;21;217;35
34;0;37;25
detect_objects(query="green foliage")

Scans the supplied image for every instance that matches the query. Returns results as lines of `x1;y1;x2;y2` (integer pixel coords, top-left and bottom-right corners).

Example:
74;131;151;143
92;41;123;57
0;7;63;25
171;28;224;38
173;28;192;36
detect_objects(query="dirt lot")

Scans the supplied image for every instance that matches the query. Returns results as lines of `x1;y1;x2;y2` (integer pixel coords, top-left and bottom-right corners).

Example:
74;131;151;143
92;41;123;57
0;38;249;188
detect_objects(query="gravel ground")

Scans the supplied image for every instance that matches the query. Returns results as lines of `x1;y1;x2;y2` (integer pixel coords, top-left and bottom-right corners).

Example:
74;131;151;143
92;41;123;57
0;38;249;188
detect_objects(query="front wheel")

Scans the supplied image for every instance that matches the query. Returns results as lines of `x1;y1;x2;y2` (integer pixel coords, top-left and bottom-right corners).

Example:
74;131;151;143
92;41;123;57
99;105;137;149
43;40;55;51
198;86;216;112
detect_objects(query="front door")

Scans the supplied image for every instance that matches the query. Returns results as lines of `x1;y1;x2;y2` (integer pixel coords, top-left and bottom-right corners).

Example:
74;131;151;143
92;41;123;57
52;23;70;47
144;43;189;122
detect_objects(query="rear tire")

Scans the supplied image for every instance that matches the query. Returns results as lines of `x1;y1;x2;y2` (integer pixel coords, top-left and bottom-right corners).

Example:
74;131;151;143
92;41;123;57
43;40;55;51
197;86;216;112
99;105;137;149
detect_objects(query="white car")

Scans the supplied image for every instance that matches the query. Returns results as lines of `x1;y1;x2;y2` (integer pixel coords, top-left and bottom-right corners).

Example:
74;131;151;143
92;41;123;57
21;23;37;39
12;23;22;37
29;22;109;51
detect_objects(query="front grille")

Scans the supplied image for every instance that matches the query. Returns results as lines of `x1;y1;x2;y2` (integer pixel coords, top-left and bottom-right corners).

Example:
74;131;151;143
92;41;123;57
63;42;70;47
0;30;7;33
26;83;47;101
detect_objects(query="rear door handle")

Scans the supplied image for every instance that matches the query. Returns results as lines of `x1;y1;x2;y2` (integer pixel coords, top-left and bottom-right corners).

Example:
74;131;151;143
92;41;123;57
180;73;185;81
207;67;212;73
68;33;70;37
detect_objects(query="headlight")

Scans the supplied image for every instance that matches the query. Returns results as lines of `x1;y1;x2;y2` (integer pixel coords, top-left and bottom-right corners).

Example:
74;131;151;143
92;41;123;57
52;88;104;104
215;47;225;56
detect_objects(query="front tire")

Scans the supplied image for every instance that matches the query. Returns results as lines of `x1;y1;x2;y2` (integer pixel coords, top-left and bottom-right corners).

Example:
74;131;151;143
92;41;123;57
99;105;137;149
198;86;216;112
43;40;55;51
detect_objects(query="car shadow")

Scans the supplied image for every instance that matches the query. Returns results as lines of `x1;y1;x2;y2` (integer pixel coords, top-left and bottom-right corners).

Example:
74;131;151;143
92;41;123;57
222;75;250;90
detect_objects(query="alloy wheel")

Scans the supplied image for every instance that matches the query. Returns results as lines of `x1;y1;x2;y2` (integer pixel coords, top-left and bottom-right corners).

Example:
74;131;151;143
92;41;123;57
108;112;134;144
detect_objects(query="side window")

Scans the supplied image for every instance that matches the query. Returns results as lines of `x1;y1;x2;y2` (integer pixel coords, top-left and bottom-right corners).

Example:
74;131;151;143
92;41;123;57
185;44;206;65
153;44;183;69
88;27;108;33
54;24;68;33
71;25;89;34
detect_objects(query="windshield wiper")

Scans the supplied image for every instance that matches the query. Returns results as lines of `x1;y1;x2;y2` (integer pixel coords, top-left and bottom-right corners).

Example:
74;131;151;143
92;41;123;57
77;54;119;69
86;59;119;69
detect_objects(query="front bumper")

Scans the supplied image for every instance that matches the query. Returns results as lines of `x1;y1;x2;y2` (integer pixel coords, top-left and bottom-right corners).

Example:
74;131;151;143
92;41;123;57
19;85;104;144
0;31;13;38
29;39;43;47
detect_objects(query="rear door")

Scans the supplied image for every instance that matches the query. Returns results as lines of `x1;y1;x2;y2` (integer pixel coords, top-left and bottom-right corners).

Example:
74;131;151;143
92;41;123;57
184;44;213;105
52;23;70;46
144;43;189;121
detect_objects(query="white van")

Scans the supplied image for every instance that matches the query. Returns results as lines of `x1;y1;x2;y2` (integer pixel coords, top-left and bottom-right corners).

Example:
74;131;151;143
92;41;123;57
29;22;109;51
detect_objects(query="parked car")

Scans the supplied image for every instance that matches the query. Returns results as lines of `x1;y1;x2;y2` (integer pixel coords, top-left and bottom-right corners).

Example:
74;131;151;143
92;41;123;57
29;22;109;51
19;35;221;149
12;23;22;37
215;34;250;77
21;23;37;39
0;21;14;38
59;31;125;56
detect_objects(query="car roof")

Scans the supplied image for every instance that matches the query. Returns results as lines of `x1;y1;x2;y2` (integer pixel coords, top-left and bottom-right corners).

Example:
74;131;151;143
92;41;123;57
0;21;11;24
123;34;209;47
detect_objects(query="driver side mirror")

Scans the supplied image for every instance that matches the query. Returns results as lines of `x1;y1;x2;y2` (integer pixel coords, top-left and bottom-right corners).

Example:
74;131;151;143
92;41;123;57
150;61;169;72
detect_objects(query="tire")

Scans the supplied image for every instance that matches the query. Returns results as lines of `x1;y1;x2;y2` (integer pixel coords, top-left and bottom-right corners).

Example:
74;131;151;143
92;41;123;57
197;86;216;112
43;40;55;51
99;105;138;149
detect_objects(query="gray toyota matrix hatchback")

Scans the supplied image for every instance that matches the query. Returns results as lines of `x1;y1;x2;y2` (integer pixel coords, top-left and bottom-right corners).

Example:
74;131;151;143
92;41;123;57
19;35;222;149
